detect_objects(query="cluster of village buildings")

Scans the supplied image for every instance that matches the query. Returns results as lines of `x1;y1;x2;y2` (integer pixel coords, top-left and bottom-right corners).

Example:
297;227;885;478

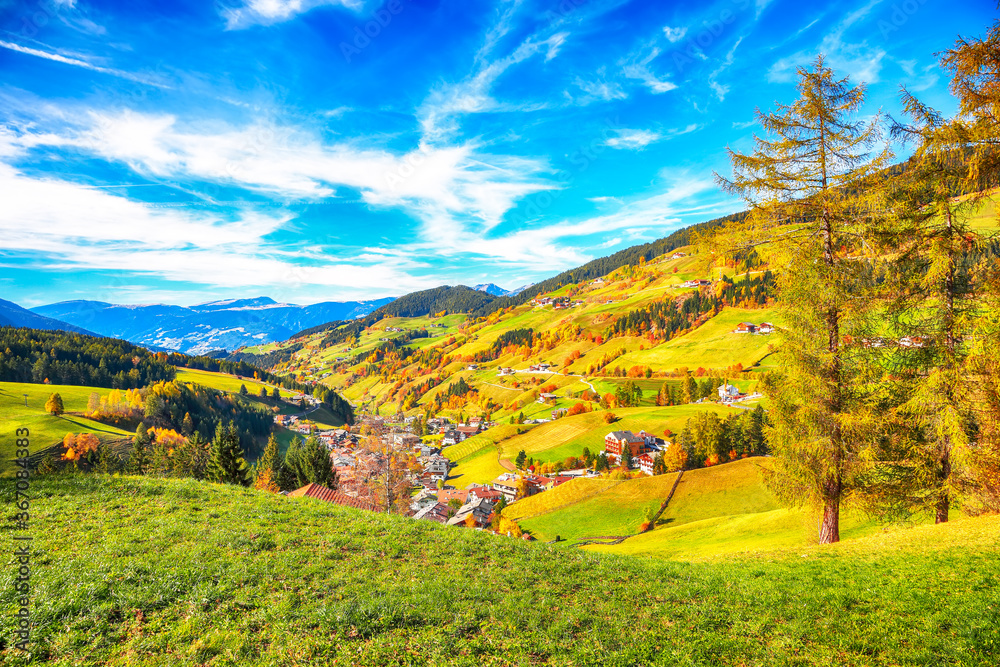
733;322;775;334
283;410;677;538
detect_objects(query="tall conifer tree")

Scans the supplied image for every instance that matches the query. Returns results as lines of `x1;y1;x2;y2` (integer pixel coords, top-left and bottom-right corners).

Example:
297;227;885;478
715;56;891;543
207;422;251;486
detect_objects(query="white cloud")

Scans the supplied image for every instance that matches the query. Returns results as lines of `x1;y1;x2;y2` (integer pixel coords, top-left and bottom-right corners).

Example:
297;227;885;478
572;71;628;103
417;8;565;142
0;129;430;295
605;129;663;150
222;0;366;29
707;37;743;102
546;32;569;62
662;26;687;43
732;119;757;129
17;108;555;256
622;47;678;94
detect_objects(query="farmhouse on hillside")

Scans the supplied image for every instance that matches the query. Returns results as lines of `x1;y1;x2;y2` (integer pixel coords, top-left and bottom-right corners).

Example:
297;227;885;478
604;430;647;466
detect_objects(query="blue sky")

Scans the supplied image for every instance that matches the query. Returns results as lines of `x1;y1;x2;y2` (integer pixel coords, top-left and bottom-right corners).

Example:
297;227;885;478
0;0;993;307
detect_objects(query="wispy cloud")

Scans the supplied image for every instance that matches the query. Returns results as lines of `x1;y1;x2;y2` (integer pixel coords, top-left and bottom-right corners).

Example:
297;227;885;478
768;0;887;84
0;39;169;88
0;128;430;295
622;46;678;94
572;70;628;103
221;0;367;29
15;107;556;256
605;128;663;150
662;26;687;43
707;37;743;101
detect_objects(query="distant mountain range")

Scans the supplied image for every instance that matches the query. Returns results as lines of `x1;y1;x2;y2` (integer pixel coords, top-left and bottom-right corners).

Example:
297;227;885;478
0;298;97;336
30;296;395;355
473;283;534;297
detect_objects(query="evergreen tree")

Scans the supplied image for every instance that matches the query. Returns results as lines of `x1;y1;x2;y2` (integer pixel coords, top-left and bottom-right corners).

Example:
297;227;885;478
44;392;64;416
176;433;211;480
255;433;282;483
207;421;251;486
715;56;890;543
96;440;116;474
181;412;194;437
941;20;1000;514
682;374;697;404
283;436;333;488
239;384;249;396
127;423;151;475
879;91;988;523
515;449;527;470
148;434;173;477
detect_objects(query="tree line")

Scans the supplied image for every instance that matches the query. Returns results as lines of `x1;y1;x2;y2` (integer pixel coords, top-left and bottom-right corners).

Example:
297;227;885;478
0;327;176;388
712;25;1000;543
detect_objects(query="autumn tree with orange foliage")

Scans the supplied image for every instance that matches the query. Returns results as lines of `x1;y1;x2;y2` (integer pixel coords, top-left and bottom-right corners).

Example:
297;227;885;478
62;432;99;468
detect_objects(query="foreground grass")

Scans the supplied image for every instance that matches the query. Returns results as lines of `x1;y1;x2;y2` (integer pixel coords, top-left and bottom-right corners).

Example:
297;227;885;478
2;475;997;666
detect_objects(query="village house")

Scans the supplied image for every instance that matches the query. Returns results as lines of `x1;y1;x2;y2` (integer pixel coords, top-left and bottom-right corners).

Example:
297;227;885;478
437;488;469;506
604;430;647;466
287;483;380;512
671;252;687;259
638;453;656;476
899;336;928;348
413;502;452;524
410;489;439;514
422;455;451;477
719;384;741;401
456;424;480;439
497;367;515;376
492;474;520;503
392;433;422;448
447;499;493;528
734;322;756;334
758;322;775;334
468;487;503;505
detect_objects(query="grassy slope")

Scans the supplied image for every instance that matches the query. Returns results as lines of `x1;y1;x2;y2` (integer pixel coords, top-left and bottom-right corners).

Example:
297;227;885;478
2;474;997;666
616;306;784;372
174;368;277;396
496;403;734;467
510;458;886;560
0;381;131;475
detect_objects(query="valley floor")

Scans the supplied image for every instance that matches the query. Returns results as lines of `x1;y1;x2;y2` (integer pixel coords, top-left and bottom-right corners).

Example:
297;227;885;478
2;474;997;666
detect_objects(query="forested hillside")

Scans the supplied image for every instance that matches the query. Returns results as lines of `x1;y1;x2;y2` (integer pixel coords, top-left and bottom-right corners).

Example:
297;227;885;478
0;327;176;388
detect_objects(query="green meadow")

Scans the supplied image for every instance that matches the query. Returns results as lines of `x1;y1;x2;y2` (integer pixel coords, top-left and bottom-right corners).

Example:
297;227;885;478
1;473;996;666
0;381;131;476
